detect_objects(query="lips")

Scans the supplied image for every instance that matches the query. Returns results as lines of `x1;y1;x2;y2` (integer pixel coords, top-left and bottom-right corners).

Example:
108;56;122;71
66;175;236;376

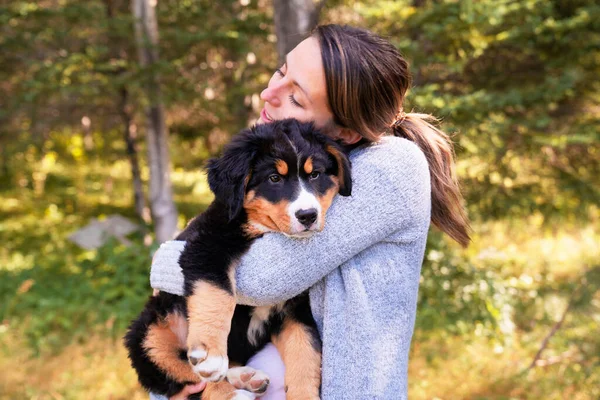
261;108;274;123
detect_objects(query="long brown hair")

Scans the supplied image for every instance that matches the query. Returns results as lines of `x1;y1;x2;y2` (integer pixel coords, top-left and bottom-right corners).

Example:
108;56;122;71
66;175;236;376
314;25;471;247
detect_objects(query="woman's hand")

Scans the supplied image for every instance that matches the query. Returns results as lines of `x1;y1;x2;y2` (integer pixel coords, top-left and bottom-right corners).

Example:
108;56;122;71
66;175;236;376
168;382;206;400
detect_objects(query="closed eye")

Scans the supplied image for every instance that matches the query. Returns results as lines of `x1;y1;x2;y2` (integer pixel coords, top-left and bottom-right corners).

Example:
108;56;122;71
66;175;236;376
288;94;302;108
274;66;303;108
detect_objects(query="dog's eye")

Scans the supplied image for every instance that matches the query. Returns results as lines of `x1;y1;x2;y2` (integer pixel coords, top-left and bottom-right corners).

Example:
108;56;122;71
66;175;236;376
269;174;281;183
309;171;320;180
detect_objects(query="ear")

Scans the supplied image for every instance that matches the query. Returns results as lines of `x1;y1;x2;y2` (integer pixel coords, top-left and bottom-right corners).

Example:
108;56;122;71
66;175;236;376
336;127;362;145
326;144;352;196
206;129;257;221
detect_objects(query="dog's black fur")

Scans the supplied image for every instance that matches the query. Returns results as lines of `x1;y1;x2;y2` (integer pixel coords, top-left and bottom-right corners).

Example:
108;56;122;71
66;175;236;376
125;119;352;399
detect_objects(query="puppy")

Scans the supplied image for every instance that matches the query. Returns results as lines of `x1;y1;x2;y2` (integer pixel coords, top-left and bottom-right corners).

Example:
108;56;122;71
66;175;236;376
125;119;352;399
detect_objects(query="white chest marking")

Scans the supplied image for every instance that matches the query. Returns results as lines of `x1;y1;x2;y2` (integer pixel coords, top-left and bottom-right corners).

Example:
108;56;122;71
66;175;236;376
247;305;273;346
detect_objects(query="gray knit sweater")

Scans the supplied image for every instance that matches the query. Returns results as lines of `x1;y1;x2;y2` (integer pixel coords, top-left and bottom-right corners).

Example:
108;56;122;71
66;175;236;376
149;136;431;399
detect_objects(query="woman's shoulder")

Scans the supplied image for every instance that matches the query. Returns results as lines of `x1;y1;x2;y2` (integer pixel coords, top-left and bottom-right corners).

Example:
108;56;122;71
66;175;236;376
352;135;426;165
344;135;431;240
350;136;429;186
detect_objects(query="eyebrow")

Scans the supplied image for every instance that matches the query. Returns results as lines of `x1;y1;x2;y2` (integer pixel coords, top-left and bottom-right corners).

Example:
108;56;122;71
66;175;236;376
285;55;313;104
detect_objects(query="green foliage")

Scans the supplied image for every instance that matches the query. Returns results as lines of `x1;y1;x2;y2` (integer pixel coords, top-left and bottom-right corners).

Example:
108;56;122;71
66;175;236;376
0;238;152;353
417;233;504;336
356;0;600;223
0;128;210;354
0;0;272;154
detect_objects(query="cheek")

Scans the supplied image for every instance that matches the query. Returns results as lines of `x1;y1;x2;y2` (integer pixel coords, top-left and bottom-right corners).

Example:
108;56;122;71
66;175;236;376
316;178;340;228
311;112;335;131
244;193;292;234
318;179;339;212
280;107;311;123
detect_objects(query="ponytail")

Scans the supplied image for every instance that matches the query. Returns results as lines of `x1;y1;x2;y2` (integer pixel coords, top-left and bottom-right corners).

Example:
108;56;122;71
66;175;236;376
313;25;470;246
392;113;471;247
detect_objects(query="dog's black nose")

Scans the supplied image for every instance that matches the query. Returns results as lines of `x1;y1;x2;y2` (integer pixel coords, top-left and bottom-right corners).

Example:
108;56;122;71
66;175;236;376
295;208;318;227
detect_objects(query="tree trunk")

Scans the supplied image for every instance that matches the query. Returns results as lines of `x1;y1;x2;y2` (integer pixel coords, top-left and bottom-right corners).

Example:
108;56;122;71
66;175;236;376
273;0;325;64
118;88;149;221
104;0;149;223
410;0;427;86
132;0;178;242
0;140;8;177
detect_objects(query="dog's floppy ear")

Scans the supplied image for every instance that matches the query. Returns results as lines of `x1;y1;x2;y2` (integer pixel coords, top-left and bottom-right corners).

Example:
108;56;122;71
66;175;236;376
206;129;258;221
326;143;352;196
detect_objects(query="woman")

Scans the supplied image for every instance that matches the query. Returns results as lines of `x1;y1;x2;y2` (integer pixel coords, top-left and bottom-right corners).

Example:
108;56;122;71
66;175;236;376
150;24;470;399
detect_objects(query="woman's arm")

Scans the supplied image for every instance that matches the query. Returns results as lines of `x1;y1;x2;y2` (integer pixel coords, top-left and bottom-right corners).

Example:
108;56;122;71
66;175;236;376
151;137;430;305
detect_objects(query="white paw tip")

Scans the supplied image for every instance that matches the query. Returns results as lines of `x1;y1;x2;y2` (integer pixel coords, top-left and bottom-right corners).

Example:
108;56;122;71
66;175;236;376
192;355;229;381
188;349;207;359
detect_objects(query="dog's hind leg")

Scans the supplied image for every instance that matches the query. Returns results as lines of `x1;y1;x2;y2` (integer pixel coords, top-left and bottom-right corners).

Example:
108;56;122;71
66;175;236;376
143;313;201;384
272;319;321;400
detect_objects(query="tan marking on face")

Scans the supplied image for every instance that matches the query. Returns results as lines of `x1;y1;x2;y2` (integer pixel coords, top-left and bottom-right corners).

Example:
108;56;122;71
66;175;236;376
303;157;313;174
317;183;339;230
244;195;292;235
143;315;200;383
275;159;288;176
272;319;321;399
186;281;236;369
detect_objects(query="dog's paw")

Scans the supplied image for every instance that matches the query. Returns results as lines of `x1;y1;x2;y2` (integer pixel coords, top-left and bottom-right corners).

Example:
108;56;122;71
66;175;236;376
229;390;257;400
187;346;228;382
226;366;270;394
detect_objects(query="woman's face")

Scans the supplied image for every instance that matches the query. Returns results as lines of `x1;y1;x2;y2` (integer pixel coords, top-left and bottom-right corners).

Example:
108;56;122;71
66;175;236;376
258;37;335;130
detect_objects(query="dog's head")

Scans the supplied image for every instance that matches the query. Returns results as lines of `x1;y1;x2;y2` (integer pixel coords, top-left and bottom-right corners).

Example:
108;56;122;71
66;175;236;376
207;119;352;237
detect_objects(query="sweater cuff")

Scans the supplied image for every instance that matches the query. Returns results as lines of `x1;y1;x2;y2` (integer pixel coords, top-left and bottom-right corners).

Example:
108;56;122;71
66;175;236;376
150;240;186;296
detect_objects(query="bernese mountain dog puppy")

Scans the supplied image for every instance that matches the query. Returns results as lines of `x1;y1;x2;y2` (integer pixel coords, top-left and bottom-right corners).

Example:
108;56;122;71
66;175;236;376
125;119;352;400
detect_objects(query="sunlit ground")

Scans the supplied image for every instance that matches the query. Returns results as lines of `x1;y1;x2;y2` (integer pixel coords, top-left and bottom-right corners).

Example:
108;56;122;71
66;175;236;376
0;335;147;400
1;133;598;399
409;224;599;400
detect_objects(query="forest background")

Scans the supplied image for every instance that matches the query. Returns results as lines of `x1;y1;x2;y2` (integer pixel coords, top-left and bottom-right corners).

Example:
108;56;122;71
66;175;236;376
1;0;599;399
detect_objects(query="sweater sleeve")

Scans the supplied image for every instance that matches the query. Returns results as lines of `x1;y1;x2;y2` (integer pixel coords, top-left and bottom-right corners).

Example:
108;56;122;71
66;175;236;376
150;137;430;305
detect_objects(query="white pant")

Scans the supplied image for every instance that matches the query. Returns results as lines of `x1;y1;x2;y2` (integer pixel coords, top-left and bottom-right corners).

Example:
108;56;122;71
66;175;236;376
246;343;286;400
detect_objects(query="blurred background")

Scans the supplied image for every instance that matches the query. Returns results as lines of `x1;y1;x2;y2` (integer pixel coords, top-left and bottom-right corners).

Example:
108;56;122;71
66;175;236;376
1;0;598;399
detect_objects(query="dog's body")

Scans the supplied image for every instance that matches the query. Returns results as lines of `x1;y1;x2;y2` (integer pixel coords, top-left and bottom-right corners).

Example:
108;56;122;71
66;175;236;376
125;120;351;399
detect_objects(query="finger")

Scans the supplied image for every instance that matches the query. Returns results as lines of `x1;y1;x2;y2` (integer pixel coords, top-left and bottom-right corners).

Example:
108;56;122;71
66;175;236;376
169;382;206;400
185;382;207;394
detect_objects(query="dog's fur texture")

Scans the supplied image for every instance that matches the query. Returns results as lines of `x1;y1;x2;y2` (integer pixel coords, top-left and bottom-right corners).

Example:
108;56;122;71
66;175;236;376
125;119;352;399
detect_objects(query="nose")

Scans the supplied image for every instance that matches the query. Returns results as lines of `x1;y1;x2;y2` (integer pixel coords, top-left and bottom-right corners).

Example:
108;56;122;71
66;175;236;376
295;208;318;228
260;80;286;107
260;87;280;107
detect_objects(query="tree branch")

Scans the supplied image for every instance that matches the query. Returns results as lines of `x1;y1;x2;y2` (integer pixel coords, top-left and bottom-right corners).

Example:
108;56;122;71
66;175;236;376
525;279;583;371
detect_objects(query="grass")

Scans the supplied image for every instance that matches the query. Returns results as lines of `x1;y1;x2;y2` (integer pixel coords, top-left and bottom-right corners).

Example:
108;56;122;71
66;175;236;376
1;131;598;399
0;335;147;400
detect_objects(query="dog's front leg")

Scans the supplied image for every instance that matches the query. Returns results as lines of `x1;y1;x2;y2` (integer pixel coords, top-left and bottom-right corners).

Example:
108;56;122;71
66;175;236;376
185;265;237;382
272;319;322;400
